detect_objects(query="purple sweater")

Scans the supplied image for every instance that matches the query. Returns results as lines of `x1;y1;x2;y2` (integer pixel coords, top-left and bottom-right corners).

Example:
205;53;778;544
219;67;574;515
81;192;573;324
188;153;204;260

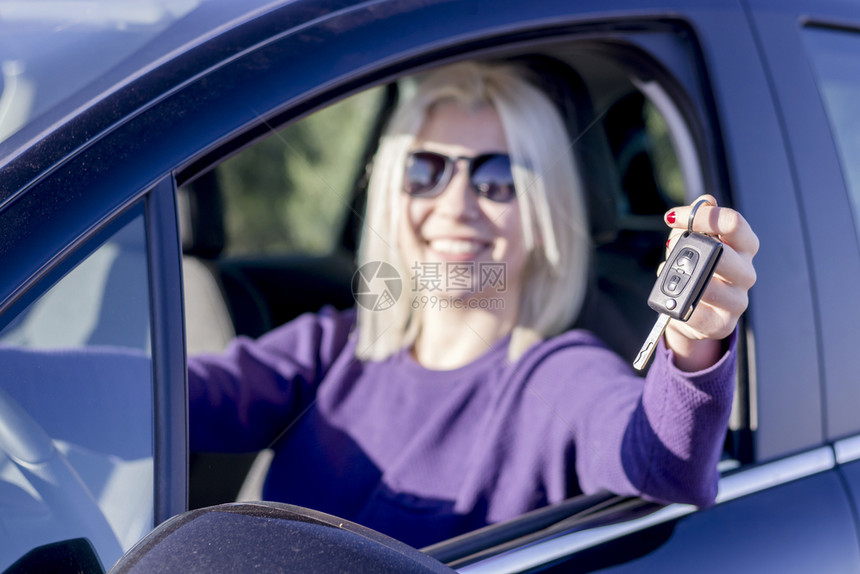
189;306;735;547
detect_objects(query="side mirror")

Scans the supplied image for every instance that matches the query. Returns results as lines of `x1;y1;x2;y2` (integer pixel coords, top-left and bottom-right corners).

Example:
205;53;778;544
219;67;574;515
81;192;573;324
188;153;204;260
109;502;456;573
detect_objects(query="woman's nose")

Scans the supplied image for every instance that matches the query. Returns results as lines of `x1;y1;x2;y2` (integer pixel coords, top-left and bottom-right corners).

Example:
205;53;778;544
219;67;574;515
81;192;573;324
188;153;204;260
434;162;480;219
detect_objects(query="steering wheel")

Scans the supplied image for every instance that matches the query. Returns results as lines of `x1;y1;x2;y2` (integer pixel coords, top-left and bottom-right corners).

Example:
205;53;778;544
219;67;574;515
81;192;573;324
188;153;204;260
0;385;123;565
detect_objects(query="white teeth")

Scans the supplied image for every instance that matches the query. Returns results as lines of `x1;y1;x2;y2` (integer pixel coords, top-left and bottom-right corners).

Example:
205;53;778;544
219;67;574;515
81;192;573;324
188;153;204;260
429;239;486;254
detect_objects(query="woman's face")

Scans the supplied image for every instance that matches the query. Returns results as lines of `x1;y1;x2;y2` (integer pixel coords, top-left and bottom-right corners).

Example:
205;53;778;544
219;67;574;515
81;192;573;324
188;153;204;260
399;100;528;302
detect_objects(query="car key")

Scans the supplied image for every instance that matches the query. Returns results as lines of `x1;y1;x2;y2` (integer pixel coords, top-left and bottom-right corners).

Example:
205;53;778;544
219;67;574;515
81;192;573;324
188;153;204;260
633;228;723;371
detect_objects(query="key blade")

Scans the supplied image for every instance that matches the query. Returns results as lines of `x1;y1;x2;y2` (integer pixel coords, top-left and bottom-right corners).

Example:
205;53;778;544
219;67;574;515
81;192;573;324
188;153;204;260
633;313;672;371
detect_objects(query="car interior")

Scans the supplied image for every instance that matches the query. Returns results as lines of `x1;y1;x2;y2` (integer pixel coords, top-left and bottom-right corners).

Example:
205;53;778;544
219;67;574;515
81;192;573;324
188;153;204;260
176;36;742;560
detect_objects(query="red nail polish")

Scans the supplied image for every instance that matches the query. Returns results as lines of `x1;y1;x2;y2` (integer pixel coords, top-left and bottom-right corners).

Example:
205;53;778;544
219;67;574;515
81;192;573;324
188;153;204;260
667;211;676;224
666;238;671;248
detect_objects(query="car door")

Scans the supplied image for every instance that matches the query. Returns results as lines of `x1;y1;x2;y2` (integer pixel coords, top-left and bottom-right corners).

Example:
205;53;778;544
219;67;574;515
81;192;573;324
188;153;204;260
753;0;860;530
424;1;860;571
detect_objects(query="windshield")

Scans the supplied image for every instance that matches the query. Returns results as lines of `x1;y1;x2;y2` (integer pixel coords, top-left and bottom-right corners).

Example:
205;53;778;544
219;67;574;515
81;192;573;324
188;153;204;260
0;0;281;146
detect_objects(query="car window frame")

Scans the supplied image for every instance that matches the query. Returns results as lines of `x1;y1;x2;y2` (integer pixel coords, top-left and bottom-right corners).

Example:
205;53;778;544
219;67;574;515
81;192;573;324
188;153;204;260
171;15;761;568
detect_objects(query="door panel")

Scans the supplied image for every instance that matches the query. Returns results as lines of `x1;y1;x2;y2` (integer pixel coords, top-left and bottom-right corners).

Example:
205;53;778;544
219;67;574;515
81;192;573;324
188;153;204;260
746;0;860;443
837;458;860;552
681;1;821;461
541;470;859;572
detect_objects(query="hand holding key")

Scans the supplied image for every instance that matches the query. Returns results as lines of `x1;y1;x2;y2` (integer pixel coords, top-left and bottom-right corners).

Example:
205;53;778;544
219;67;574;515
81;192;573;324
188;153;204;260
637;195;759;372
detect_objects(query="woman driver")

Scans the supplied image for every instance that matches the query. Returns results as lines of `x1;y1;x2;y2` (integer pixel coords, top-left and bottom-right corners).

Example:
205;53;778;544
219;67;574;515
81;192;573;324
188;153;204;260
188;60;758;547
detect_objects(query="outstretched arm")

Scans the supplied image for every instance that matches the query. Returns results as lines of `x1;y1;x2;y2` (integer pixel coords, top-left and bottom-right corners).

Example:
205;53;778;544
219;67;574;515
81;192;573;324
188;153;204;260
525;331;735;509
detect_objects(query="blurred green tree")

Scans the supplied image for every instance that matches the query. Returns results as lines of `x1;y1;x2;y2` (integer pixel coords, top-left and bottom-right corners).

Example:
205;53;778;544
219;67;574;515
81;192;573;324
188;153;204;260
217;87;383;256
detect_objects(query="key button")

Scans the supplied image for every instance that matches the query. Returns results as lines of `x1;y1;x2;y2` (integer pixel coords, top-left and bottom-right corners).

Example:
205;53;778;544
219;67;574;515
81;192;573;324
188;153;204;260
662;271;690;296
675;249;699;272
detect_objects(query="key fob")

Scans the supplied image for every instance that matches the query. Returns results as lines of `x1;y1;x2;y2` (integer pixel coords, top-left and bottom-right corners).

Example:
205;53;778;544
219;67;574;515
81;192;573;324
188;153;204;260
648;231;723;321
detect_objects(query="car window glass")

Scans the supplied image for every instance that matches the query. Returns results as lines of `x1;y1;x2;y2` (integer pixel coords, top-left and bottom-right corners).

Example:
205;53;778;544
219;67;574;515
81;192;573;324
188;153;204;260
0;213;154;571
804;27;860;246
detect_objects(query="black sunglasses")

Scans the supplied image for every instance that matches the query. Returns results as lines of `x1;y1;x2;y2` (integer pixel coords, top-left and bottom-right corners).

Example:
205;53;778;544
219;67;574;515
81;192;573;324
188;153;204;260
403;150;517;203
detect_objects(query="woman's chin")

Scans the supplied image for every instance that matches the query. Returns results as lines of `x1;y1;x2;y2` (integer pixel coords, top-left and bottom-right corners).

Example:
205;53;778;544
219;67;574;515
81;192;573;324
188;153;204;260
424;246;490;264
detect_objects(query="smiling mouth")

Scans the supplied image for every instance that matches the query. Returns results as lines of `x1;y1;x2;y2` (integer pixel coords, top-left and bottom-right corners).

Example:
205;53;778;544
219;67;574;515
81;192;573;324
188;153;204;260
427;238;491;255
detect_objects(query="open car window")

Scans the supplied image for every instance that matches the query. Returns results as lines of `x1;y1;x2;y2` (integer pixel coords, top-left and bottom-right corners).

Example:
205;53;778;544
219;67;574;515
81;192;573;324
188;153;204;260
178;25;749;570
214;86;385;258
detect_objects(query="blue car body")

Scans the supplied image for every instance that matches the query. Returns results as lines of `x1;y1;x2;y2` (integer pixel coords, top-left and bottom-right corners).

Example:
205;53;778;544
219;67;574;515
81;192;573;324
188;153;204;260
1;0;860;571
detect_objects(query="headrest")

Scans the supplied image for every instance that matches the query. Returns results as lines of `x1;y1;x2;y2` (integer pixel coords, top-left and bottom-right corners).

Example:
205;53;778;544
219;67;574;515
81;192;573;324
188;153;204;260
507;54;619;245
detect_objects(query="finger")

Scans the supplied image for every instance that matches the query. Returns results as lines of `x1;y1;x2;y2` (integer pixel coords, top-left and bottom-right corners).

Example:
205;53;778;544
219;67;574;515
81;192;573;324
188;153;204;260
664;194;717;254
675;281;746;341
662;229;756;287
664;194;718;231
664;204;759;257
671;299;738;341
701;207;760;256
712;243;757;289
697;274;750;318
665;228;685;256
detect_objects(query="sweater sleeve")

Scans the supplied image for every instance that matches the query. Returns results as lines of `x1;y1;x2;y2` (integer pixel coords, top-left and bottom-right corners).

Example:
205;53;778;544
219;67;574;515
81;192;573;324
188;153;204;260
528;330;736;508
188;306;355;453
620;334;736;507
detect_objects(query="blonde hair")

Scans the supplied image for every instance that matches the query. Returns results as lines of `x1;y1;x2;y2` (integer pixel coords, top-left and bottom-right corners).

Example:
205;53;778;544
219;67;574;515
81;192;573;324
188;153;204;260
356;60;590;361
